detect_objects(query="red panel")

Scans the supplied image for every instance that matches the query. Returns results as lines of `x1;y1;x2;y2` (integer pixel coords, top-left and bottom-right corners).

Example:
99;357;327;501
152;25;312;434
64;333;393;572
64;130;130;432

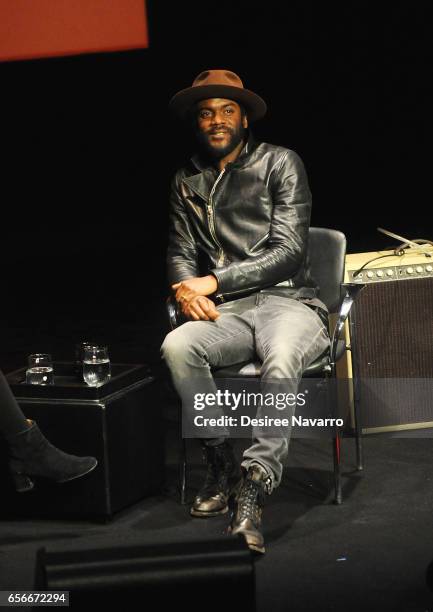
0;0;149;62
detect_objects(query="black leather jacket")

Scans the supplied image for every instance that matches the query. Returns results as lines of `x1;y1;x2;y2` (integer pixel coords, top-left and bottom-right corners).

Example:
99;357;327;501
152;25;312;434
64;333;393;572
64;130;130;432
167;134;319;303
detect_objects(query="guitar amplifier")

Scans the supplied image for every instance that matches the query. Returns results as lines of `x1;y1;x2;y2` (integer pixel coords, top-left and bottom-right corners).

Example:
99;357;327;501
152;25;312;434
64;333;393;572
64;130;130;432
337;245;433;433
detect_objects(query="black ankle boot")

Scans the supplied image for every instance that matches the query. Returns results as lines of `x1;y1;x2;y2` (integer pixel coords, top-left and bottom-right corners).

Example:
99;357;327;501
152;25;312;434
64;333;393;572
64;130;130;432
191;441;239;517
6;420;98;492
230;464;271;554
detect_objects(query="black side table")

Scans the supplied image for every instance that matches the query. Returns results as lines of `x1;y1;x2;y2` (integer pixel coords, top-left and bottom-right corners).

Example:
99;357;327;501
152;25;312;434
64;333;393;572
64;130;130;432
2;363;164;519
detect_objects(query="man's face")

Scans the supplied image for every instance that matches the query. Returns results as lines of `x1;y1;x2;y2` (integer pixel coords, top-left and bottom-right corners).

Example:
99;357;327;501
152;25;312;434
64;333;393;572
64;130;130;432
194;98;248;159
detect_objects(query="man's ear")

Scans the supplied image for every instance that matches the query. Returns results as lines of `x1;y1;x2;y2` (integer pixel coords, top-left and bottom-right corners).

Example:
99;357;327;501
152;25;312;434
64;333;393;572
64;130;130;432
242;114;248;129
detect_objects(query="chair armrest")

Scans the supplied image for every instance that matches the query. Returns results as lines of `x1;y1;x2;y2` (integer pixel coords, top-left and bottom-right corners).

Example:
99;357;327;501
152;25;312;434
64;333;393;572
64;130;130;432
166;295;180;330
330;282;365;368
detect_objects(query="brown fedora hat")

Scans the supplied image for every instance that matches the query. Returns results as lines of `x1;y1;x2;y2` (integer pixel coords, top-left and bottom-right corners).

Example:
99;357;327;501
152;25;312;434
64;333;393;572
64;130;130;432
169;69;267;122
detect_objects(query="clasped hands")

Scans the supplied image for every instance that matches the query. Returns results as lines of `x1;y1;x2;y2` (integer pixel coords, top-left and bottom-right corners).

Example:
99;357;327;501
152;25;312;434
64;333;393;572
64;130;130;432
172;275;220;321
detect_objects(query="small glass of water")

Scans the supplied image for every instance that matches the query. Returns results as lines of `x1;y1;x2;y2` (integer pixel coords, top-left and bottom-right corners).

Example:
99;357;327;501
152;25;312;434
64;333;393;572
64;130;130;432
83;345;111;387
26;353;54;385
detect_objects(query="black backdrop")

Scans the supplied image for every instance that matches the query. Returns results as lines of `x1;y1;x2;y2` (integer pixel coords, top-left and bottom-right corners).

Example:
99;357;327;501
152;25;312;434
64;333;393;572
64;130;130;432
1;1;430;366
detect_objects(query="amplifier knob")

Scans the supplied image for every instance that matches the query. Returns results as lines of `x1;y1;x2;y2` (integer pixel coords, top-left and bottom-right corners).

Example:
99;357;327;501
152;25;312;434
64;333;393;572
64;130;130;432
407;267;414;274
367;271;374;278
416;266;423;273
426;265;433;272
377;270;384;277
386;269;394;276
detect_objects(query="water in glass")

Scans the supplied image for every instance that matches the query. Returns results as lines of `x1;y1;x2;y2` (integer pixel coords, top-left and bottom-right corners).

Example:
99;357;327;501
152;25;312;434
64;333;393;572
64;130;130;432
83;359;111;386
26;366;54;385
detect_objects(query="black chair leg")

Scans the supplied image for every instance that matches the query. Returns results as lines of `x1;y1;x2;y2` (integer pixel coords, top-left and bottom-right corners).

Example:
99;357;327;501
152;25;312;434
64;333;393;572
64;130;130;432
332;433;342;505
179;438;188;505
353;397;364;471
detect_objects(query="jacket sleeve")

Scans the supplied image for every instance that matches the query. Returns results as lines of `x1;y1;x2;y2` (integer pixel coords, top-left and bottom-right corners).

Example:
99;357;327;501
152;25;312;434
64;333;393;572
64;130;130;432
166;173;199;287
211;150;312;297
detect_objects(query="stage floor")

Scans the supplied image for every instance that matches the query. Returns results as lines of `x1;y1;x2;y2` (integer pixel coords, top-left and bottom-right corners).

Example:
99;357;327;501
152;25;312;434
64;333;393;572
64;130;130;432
1;430;433;611
1;312;433;610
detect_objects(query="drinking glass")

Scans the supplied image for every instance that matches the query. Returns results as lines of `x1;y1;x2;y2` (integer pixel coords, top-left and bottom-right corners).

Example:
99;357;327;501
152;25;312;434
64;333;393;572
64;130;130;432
82;345;111;387
26;353;54;385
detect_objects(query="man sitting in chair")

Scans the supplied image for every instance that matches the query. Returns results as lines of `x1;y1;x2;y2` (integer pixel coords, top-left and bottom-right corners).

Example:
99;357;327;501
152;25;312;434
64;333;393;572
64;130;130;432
161;69;330;554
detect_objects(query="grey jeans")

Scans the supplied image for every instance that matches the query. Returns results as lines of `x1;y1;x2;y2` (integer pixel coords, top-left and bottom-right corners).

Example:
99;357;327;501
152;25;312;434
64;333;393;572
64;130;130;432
161;292;330;491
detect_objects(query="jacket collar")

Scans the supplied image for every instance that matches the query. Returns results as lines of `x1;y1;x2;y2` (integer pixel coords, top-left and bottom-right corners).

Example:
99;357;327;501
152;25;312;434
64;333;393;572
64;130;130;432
183;133;258;201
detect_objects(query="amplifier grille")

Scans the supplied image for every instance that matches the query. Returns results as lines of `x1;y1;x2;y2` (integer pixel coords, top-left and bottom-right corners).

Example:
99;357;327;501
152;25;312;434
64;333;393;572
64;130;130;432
350;277;433;430
351;277;433;378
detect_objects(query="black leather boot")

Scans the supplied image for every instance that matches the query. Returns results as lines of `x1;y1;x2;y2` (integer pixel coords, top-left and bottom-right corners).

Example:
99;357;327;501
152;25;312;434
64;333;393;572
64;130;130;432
191;441;239;517
6;420;98;492
230;464;271;554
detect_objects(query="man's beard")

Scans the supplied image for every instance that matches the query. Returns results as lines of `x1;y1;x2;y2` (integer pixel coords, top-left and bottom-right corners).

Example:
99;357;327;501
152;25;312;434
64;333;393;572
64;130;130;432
196;124;247;160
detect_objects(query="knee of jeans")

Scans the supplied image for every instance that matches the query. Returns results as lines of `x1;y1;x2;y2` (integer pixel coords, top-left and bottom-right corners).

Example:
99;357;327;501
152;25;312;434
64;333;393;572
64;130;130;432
161;330;184;362
161;328;201;366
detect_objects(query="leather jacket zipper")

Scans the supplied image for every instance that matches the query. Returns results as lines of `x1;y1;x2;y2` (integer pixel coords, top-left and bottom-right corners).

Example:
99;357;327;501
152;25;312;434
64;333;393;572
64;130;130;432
250;232;270;253
207;168;226;267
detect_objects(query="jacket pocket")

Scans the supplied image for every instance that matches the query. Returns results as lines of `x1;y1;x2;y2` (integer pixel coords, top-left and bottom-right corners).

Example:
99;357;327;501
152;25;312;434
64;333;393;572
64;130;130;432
249;232;270;253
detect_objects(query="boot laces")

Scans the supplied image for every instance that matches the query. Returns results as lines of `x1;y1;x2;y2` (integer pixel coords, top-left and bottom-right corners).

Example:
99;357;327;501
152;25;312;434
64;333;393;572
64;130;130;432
238;478;261;523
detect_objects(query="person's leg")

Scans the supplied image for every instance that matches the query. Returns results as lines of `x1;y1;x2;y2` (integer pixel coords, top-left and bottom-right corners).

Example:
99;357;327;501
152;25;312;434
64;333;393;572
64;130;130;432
0;369;97;492
161;294;258;439
0;370;28;435
241;294;330;489
231;295;329;553
161;294;257;515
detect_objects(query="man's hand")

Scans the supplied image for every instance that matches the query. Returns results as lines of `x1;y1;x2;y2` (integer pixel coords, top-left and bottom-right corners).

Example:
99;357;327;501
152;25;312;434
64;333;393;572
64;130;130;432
181;295;220;321
172;275;218;303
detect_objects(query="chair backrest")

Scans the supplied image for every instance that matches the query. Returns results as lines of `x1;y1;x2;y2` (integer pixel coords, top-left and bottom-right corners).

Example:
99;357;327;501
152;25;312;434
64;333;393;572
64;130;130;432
308;227;346;313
